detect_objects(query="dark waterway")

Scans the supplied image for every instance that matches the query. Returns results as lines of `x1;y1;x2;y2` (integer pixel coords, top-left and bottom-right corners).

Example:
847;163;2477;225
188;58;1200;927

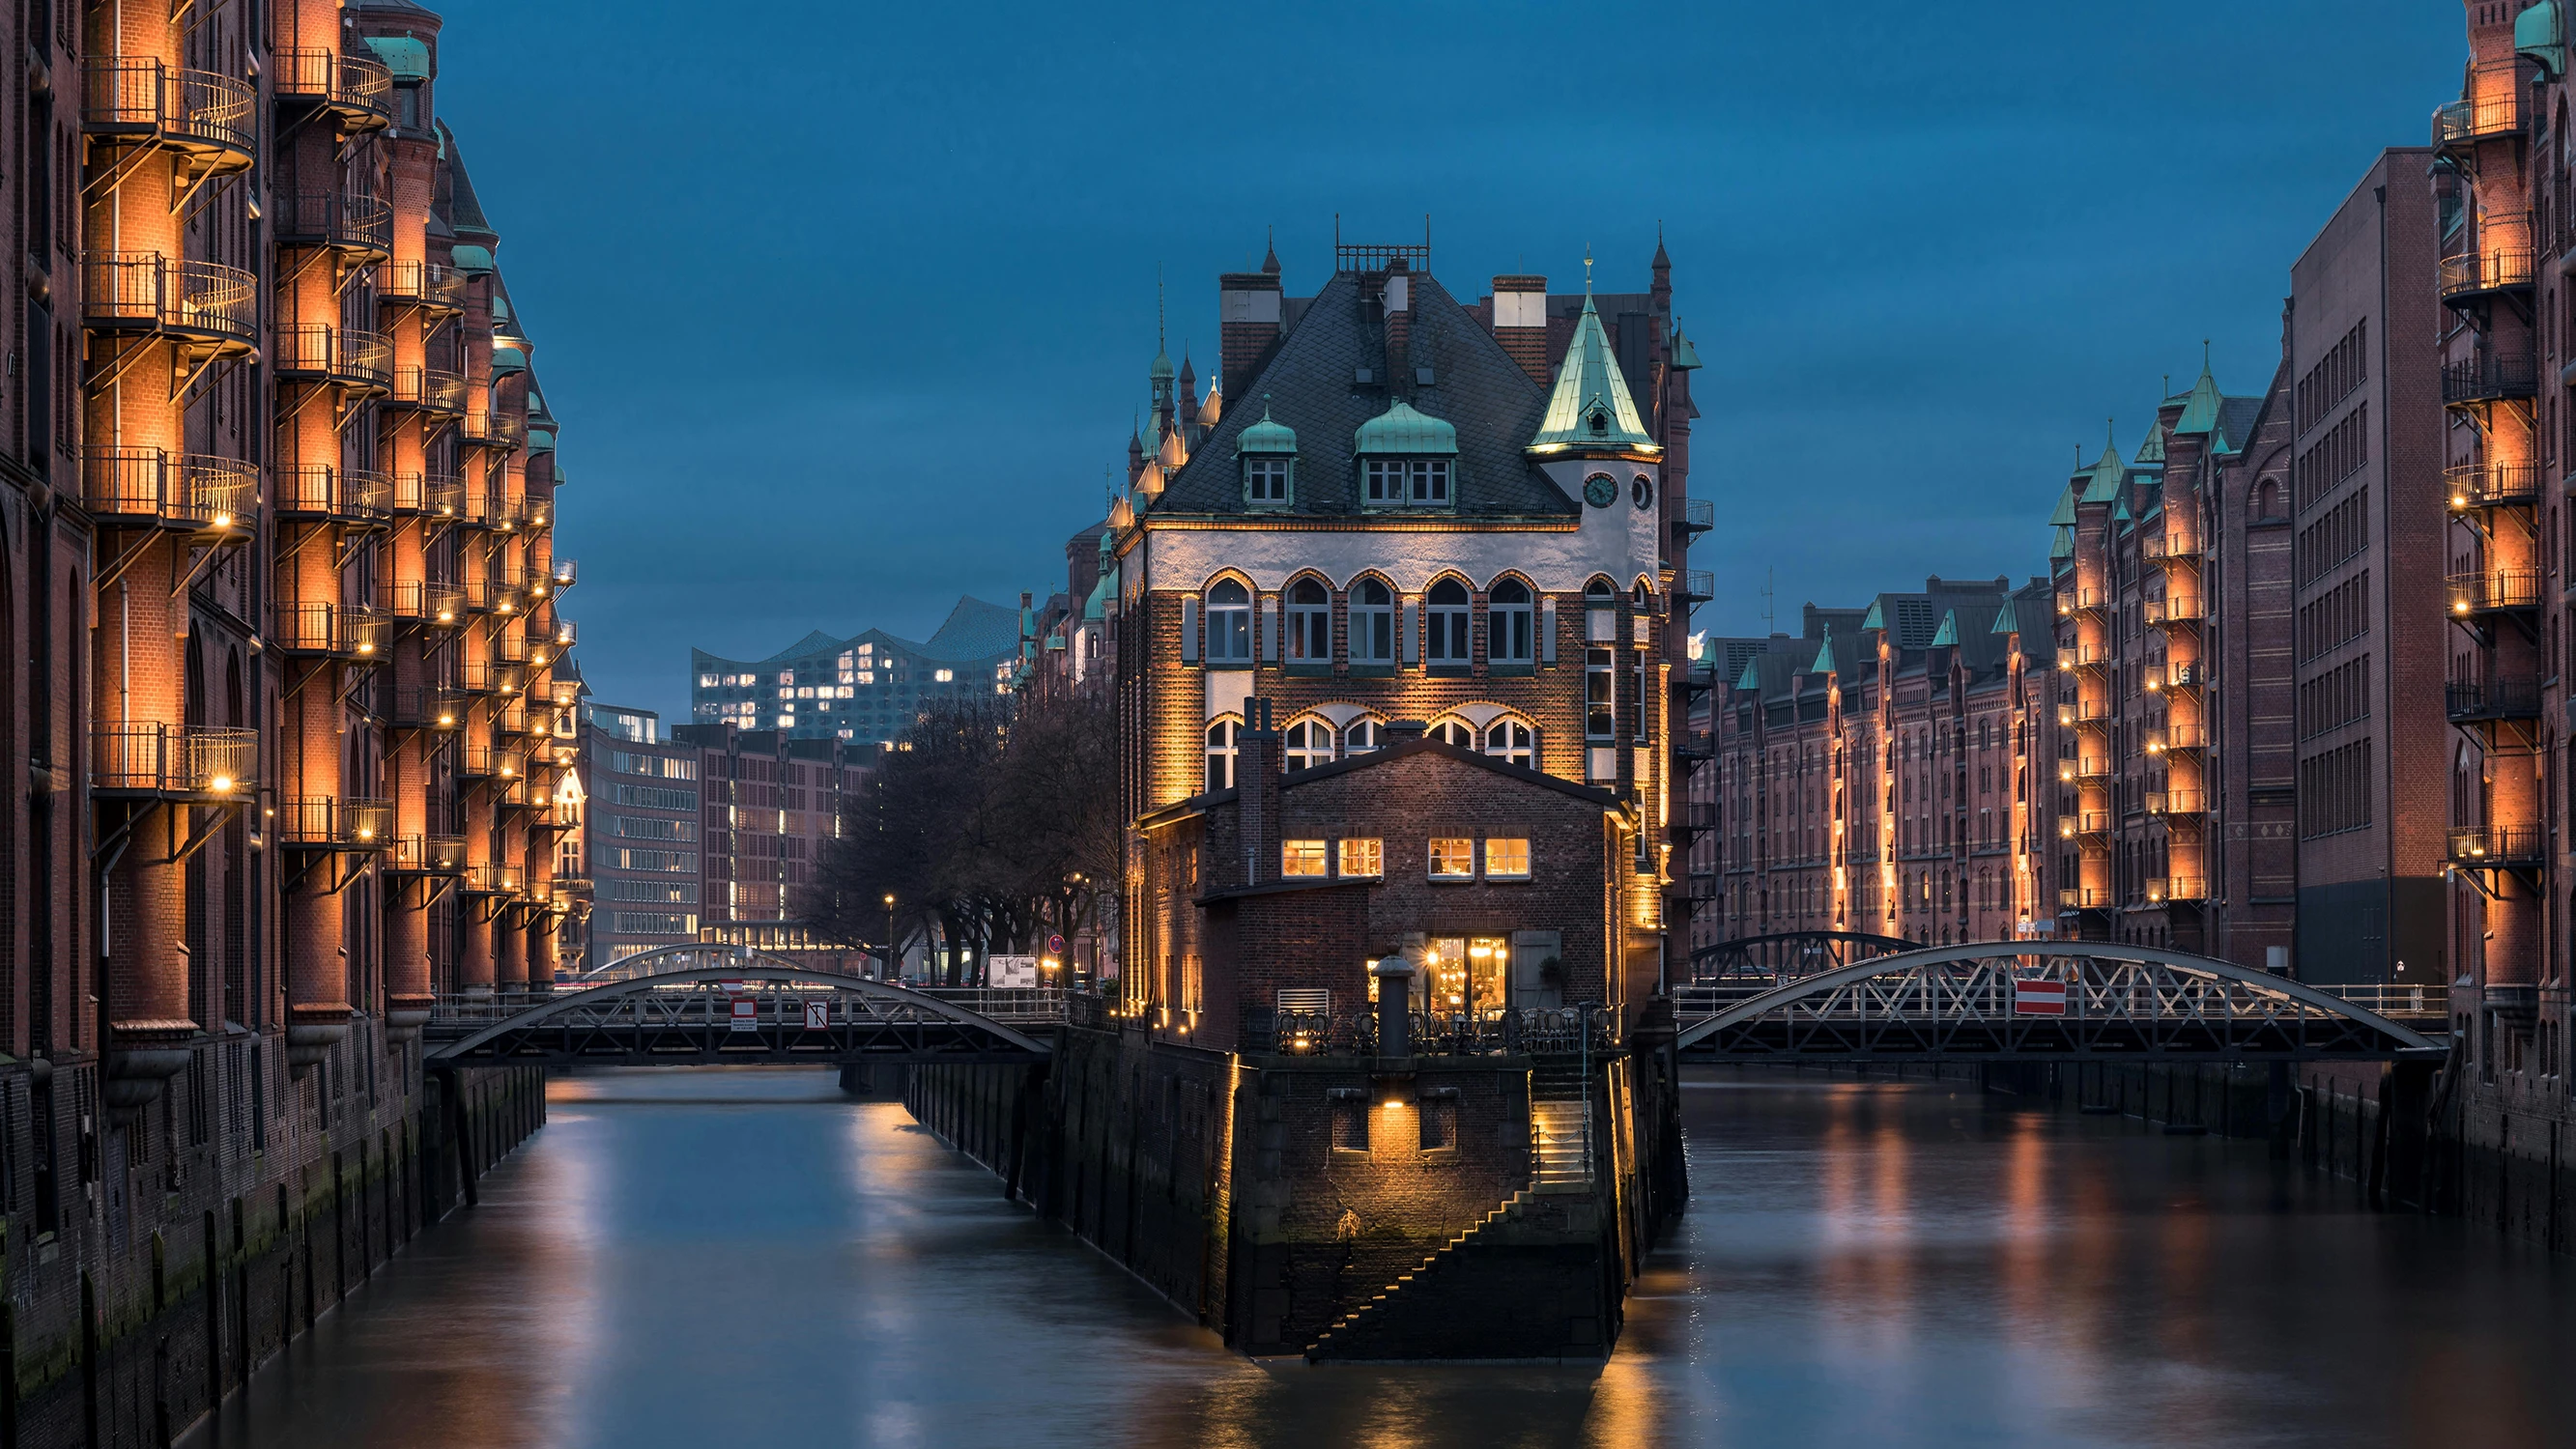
181;1067;2576;1449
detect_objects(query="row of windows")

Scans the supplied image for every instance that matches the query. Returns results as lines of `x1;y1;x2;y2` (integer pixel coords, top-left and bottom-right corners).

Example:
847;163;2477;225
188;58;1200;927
1197;576;1651;667
598;878;701;904
605;750;696;781
1278;836;1531;882
609;783;699;812
2293;402;2369;514
2299;739;2374;838
1206;713;1540;790
2297;571;2370;663
607;912;699;937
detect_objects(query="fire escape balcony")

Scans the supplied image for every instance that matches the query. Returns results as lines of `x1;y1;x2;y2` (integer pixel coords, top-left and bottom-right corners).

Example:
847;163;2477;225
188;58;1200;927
552;618;578;649
274;190;392;261
2434;93;2523;152
1674;497;1714;538
386;684;465;731
2149;876;2208;905
80;254;256;353
421;472;467;521
2448;568;2543;615
461;863;525;896
376;260;467;313
2161;660;2204;693
462;412;527;450
2447;676;2543;723
461;660;527;697
1673;569;1713;608
2145;723;2208;755
387;365;468;415
549;557;579;592
2439;246;2537;305
2443;353;2538;406
384;581;466;630
2072;756;2112;783
2146;788;2208;816
2058;586;2105;618
274;465;335;520
495;623;528;664
2447;825;2546;869
272;48;393;129
275;797;392;851
2068;642;2110;672
2058;886;2110;911
274;324;393;393
273;603;388;660
274;464;390;528
79;447;253;538
458;748;527;785
466;573;524;615
79;58;255;174
337;469;392;527
91;724;255;800
388;834;469;875
2447;461;2542;510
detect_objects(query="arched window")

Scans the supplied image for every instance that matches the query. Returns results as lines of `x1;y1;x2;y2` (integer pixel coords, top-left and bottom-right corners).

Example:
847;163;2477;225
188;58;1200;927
1286;579;1331;662
1427;579;1471;664
1429;718;1475;747
1206;580;1252;663
1282;716;1334;770
1484;717;1536;767
1344;717;1386;755
1349;579;1394;664
1206;718;1240;792
1488;579;1532;664
1631;580;1655;616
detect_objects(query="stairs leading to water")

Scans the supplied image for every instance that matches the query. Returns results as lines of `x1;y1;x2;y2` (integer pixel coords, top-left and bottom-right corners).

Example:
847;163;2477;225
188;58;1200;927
1303;1190;1532;1359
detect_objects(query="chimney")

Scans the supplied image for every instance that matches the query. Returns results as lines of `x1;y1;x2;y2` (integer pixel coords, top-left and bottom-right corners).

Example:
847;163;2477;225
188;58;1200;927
1387;719;1428;741
1491;274;1549;384
1383;256;1412;392
1237;697;1282;884
1220;269;1284;403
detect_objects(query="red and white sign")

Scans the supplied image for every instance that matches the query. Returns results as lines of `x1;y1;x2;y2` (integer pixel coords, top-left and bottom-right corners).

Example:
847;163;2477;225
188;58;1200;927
2014;978;2068;1016
1046;934;1067;956
803;1000;830;1030
730;998;758;1032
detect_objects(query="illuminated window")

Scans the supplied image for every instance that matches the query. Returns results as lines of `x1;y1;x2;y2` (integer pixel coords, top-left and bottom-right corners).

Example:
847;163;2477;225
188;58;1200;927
699;673;718;688
777;687;794;699
1349;579;1394;663
1426;579;1471;664
1339;838;1383;877
1281;839;1328;877
1287;579;1331;660
1206;717;1241;792
1488;579;1533;663
776;715;794;728
1207;579;1253;663
797;687;814;697
1283;717;1334;770
1587;648;1616;739
1484;838;1531;879
1484;718;1536;767
1428;838;1474;880
934;668;955;682
777;670;793;685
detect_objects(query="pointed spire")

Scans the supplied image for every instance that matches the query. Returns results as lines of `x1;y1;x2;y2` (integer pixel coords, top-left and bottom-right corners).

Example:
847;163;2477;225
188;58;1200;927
1528;289;1660;456
1810;625;1837;677
1652;222;1670;270
2174;348;2224;435
1261;225;1279;275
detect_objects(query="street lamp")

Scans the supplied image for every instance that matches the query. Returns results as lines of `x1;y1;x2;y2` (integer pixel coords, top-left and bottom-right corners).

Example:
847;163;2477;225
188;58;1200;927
882;893;898;981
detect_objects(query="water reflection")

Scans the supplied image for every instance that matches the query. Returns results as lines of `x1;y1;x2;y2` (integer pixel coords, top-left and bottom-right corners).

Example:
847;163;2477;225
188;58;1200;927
184;1067;2576;1449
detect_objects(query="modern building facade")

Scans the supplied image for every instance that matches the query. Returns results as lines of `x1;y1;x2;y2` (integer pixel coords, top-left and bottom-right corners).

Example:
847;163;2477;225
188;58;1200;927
0;0;575;1430
691;595;1020;745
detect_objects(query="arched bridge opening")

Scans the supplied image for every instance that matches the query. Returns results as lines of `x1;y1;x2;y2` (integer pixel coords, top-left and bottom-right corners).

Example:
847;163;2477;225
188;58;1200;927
1673;942;2446;1063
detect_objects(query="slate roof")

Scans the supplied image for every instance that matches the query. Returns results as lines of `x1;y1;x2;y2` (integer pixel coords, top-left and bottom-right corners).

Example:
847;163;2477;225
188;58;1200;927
438;123;496;242
1151;271;1570;519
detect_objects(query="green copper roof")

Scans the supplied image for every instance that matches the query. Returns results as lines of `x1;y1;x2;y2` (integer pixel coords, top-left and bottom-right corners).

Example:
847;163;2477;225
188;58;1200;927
2133;424;2166;465
363;36;431;81
2520;0;2564;76
2047;484;2076;527
490;342;527;376
1928;611;1959;647
2077;432;2125;504
1668;328;1702;371
2112;493;2132;524
527;428;555;452
1355;399;1458;455
2051;526;2075;561
1528;292;1659;455
1989;599;2020;636
1810;628;1836;676
451;243;495;276
1235;402;1297;454
2174;363;2224;435
1860;599;1884;631
1735;657;1761;691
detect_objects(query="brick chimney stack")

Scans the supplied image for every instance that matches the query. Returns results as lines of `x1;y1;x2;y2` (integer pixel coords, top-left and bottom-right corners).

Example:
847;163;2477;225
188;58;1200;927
1492;274;1549;384
1220;261;1285;404
1383;256;1412;393
1238;698;1282;885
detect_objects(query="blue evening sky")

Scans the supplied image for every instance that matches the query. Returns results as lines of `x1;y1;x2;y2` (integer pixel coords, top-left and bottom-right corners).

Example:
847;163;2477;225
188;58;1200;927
424;0;2462;722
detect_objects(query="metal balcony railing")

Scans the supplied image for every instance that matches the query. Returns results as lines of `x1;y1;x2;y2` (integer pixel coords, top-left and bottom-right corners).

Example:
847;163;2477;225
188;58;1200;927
1677;497;1715;533
2075;810;2110;836
389;365;468;414
496;625;528;663
272;48;394;126
2447;676;2543;721
339;469;392;525
467;574;524;614
92;724;255;797
384;581;467;628
2434;92;2521;148
2446;461;2542;509
80;447;253;533
463;412;529;448
273;324;393;390
80;253;256;346
2447;568;2543;613
2439;248;2537;301
273;602;387;659
2059;887;2108;910
377;260;468;311
461;661;528;697
462;863;525;895
2075;757;2112;781
2154;876;2208;904
276;797;392;850
2443;354;2539;404
387;685;465;730
551;558;579;590
2165;660;2203;689
422;472;467;520
79;58;255;160
1674;569;1714;604
2447;826;2545;867
554;618;578;648
276;190;392;257
388;834;470;874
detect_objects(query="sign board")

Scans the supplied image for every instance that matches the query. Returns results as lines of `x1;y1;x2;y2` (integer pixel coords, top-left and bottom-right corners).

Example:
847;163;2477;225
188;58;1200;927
1046;934;1067;956
730;998;758;1032
2013;979;2067;1017
989;954;1039;988
803;1000;830;1030
718;979;744;995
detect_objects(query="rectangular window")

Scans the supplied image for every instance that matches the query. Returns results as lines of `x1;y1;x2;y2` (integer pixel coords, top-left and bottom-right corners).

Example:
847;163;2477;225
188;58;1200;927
1366;459;1400;502
1409;458;1450;503
1246;457;1289;501
1429;838;1474;880
1484;838;1531;879
1281;839;1328;877
1587;648;1617;738
1339;838;1384;877
1331;1092;1370;1152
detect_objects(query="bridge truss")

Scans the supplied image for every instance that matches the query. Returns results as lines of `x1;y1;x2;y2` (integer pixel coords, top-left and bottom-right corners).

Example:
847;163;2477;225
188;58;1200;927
1673;942;2445;1063
1687;930;1913;979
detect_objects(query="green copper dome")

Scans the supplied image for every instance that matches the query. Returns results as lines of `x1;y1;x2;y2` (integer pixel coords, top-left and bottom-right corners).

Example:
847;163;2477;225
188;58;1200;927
1236;402;1297;454
1355;399;1457;455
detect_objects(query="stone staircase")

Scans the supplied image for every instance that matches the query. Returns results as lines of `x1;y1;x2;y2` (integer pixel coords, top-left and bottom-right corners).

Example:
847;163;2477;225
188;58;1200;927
1303;1190;1532;1359
1530;1059;1593;1188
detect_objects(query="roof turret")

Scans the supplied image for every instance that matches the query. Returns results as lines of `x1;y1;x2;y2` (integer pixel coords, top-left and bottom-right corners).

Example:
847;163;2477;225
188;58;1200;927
1235;400;1296;454
1355;399;1457;455
2174;350;2224;435
1528;287;1659;455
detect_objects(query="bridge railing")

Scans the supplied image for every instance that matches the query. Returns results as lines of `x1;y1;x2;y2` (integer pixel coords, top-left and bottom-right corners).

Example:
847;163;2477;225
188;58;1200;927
1241;1006;1619;1057
430;980;1076;1032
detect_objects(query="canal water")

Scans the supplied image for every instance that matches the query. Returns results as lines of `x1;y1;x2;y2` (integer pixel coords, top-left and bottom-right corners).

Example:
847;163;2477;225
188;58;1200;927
183;1067;2576;1449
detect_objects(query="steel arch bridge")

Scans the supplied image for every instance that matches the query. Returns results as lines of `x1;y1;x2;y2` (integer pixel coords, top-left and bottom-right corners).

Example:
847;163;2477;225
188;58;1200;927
426;957;1052;1068
1687;930;1914;979
1672;942;2446;1063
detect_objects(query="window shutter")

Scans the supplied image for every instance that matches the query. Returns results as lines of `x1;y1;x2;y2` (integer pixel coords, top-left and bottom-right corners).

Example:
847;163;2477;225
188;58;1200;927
1181;597;1199;664
1540;598;1558;665
1403;598;1421;665
1261;596;1280;662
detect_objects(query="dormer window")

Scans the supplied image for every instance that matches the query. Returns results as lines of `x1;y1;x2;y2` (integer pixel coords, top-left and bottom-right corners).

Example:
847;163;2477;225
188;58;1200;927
1246;457;1290;502
1354;399;1459;509
1234;401;1298;509
1365;458;1449;504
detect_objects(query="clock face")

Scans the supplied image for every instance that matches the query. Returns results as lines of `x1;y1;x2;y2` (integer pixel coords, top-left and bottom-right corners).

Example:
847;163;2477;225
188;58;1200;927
1631;475;1654;510
1583;472;1617;508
